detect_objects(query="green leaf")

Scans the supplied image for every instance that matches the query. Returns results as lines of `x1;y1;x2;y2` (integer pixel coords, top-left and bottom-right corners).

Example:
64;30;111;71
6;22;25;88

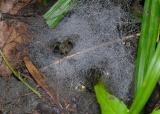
151;110;160;114
44;0;66;19
46;14;65;29
43;0;75;28
94;82;129;114
130;42;160;114
135;0;160;94
47;0;73;19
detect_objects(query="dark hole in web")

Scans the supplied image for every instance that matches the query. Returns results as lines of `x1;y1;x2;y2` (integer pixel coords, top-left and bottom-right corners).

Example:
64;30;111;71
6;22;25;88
139;0;144;6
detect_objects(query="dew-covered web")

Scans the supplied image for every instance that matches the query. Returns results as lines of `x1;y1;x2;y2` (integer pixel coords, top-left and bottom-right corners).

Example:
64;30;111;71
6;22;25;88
27;0;139;113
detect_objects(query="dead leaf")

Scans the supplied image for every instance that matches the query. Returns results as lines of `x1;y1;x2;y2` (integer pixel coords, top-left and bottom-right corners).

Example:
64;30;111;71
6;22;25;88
23;56;59;105
0;0;31;15
36;0;43;4
0;20;30;77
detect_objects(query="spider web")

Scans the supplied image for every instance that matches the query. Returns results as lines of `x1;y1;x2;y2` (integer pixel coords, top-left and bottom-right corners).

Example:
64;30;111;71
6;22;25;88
27;0;140;113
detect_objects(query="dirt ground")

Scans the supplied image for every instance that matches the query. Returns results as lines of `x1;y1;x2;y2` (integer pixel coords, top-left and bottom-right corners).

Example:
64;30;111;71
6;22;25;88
0;0;142;114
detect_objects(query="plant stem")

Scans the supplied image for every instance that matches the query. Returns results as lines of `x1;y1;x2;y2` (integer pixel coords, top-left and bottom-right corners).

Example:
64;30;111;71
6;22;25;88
130;43;160;114
135;0;160;94
0;50;41;98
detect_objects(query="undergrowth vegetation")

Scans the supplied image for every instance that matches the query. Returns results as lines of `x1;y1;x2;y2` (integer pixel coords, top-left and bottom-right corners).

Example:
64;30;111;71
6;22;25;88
43;0;75;28
95;0;160;113
44;0;160;113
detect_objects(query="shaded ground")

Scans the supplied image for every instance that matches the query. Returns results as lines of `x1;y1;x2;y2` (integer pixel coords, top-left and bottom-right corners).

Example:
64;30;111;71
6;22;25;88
0;0;141;114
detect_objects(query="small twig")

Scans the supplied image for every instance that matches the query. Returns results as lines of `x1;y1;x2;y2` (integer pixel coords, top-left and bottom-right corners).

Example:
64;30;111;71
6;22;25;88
23;56;59;105
0;50;41;98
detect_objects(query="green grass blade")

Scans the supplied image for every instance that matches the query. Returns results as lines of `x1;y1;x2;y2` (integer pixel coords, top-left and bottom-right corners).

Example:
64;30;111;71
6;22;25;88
135;0;152;93
0;50;41;98
94;81;129;114
46;14;65;28
130;43;160;114
151;110;160;114
47;0;73;19
135;0;160;93
44;0;66;19
144;0;160;73
43;0;75;28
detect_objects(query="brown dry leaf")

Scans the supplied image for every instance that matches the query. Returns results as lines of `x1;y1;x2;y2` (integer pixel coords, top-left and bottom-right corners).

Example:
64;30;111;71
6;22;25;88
0;0;31;15
0;20;30;77
23;56;59;105
36;0;43;4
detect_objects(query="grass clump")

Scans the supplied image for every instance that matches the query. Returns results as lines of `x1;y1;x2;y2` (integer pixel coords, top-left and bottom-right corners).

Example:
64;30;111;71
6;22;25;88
94;0;160;114
43;0;160;113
